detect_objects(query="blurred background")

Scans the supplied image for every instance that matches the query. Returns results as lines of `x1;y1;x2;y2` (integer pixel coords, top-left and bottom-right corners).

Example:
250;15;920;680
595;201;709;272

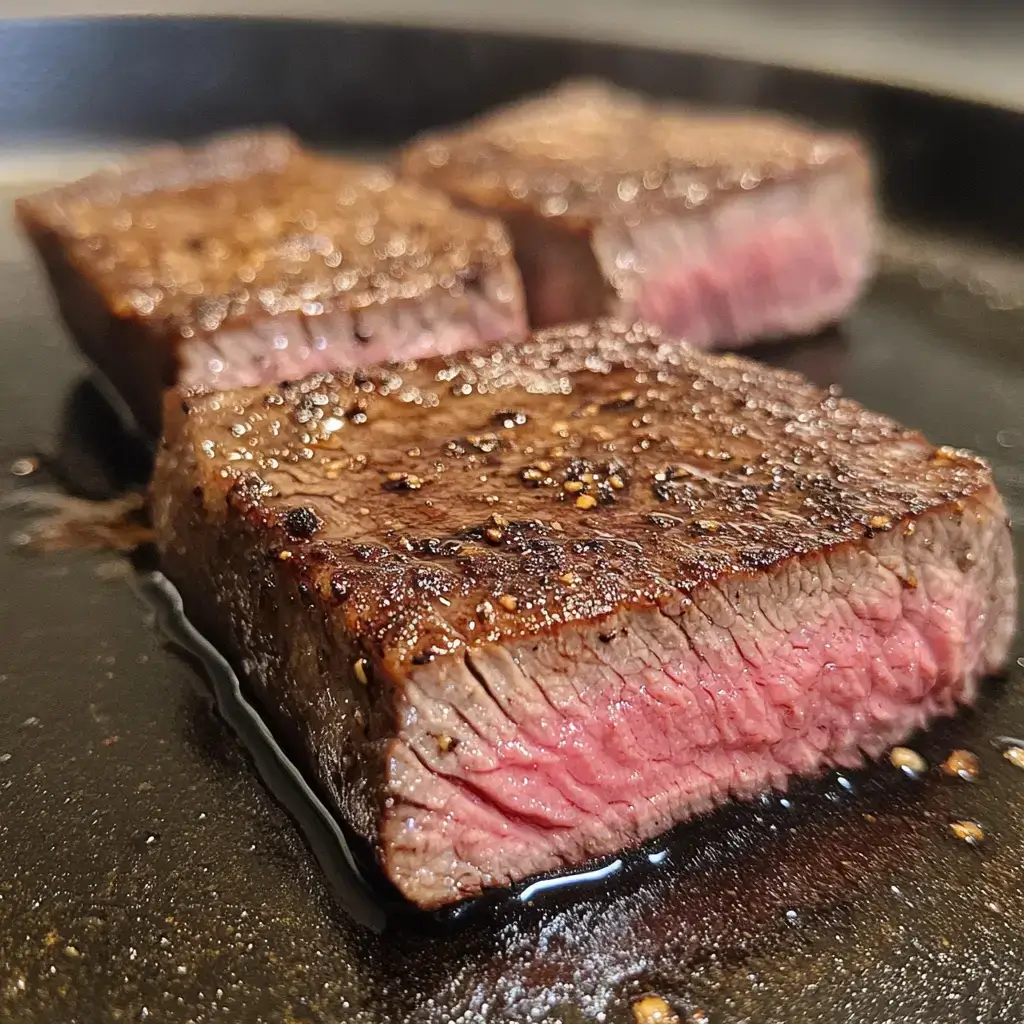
0;0;1022;110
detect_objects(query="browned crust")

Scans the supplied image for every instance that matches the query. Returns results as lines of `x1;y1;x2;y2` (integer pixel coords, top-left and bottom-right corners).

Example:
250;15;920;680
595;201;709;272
153;319;1000;674
401;79;873;230
153;396;394;845
17;129;519;341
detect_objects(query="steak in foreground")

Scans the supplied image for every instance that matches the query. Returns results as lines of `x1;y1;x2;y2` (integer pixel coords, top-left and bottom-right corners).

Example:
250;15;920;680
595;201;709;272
151;320;1015;909
402;81;876;345
17;130;525;434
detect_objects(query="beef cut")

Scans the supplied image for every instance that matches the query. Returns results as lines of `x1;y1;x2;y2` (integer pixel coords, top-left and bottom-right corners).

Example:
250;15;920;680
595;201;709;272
151;319;1015;909
402;81;876;344
17;130;526;434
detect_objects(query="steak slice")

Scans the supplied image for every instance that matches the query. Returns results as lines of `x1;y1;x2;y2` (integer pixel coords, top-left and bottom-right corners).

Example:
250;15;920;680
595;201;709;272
401;81;876;343
17;130;526;434
151;319;1015;910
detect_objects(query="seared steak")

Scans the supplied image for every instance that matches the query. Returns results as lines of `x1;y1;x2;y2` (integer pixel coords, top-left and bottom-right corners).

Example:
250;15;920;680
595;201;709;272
402;81;876;343
18;130;525;434
151;319;1015;909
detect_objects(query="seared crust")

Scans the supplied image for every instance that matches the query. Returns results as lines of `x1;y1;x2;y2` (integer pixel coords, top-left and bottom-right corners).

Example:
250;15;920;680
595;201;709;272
401;80;871;231
17;129;517;340
157;319;1000;674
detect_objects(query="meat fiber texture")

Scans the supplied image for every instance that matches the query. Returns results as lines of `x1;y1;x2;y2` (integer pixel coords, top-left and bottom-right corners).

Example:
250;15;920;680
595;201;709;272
402;81;876;346
151;319;1014;910
17;129;526;435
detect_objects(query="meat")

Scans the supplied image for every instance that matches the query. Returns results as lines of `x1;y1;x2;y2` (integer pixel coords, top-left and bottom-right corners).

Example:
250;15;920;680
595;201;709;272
150;319;1015;909
17;130;526;434
401;81;876;344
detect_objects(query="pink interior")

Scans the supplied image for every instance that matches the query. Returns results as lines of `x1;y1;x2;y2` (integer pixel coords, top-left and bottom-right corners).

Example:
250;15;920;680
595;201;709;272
382;508;1014;905
593;172;875;349
178;287;526;391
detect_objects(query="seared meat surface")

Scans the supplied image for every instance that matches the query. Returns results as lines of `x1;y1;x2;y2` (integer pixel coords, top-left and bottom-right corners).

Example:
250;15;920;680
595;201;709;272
18;130;525;433
151;320;1014;908
402;82;875;344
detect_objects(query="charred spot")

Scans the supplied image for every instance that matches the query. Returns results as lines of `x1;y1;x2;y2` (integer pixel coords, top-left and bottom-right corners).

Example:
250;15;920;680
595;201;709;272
185;236;205;253
526;537;558;553
330;576;350;601
353;544;391;564
411;567;454;598
571;538;605;555
651;465;697;503
411;650;436;666
282;505;320;538
598;630;619;643
646;512;685;528
412;537;464;558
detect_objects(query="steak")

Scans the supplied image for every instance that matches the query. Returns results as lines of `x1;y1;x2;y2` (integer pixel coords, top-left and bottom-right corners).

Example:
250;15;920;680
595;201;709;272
401;81;876;344
17;130;526;434
151;319;1015;909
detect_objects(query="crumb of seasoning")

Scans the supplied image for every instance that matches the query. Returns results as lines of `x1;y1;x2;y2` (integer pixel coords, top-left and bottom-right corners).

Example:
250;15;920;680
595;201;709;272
384;471;423;492
889;746;928;777
436;734;454;753
498;594;518;612
941;749;981;781
949;819;985;845
277;550;293;561
1003;746;1024;769
353;658;369;686
632;994;680;1024
10;456;38;477
575;494;598;510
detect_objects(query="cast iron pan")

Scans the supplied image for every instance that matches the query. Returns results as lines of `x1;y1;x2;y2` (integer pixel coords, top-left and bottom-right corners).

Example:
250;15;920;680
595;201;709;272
2;17;1024;1024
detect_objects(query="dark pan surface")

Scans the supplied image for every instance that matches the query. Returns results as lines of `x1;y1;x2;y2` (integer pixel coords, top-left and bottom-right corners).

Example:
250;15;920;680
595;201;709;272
1;18;1024;1024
